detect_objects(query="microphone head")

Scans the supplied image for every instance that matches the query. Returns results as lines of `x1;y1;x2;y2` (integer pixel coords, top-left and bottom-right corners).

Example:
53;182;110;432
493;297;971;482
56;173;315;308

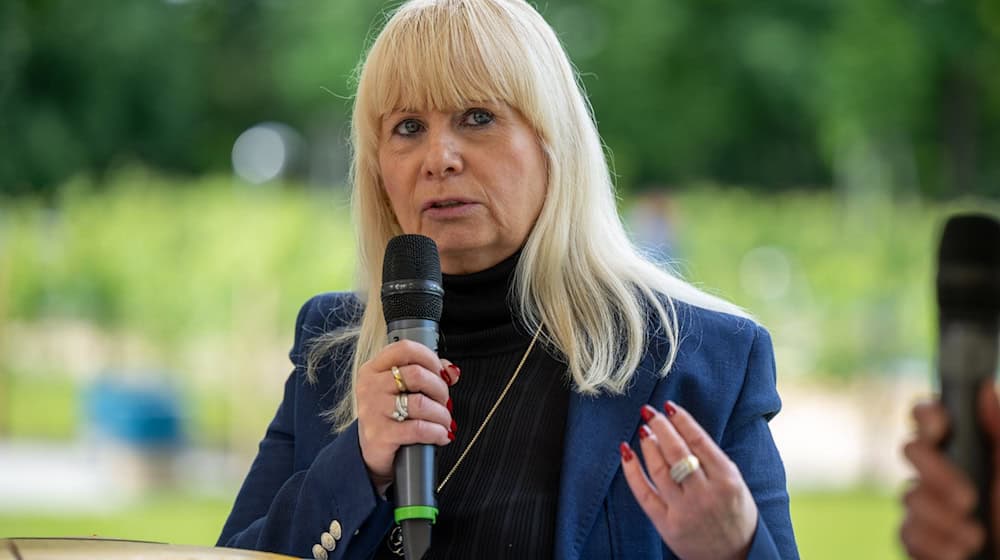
937;213;1000;318
381;234;444;323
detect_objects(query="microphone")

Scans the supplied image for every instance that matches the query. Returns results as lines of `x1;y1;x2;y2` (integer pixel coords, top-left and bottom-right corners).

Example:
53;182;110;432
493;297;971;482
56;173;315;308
381;234;444;560
937;213;1000;559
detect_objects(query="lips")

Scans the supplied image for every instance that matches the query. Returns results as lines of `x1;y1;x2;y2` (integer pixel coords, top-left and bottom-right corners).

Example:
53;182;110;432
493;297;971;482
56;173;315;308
422;198;476;211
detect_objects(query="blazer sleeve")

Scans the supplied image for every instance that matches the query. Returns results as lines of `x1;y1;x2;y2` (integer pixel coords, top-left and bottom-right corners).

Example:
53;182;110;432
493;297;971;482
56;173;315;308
217;295;394;559
722;324;799;559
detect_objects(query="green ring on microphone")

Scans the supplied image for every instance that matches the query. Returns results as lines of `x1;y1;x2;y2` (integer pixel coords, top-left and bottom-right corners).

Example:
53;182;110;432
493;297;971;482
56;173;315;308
394;505;438;524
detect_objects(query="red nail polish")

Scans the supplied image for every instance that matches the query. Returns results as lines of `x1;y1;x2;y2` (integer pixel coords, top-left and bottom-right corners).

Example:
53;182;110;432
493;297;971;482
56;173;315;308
619;442;634;461
450;419;457;432
440;368;452;384
664;401;677;417
447;364;461;382
639;425;651;440
640;405;656;423
447;398;453;413
448;431;455;441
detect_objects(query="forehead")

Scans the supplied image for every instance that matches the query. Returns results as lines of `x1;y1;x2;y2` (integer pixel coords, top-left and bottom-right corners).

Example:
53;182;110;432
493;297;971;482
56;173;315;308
371;59;515;120
365;6;530;123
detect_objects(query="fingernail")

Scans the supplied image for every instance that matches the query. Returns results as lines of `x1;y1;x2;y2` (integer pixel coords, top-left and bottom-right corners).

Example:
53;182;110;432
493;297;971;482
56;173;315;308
448;431;455;441
619;442;634;461
440;368;452;385
639;425;651;440
664;401;677;417
447;398;453;413
640;405;656;423
447;364;461;383
450;419;457;432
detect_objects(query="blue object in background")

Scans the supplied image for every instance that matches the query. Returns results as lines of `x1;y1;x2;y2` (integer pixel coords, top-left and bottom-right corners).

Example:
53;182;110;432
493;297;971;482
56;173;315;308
83;373;184;449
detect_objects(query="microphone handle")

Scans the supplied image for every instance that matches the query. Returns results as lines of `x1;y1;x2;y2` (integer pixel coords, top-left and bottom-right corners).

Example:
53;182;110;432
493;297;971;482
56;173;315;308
387;318;439;560
394;445;435;559
939;319;998;560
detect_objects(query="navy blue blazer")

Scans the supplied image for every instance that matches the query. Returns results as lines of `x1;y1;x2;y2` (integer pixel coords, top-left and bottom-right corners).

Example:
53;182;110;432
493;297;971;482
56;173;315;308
218;292;798;559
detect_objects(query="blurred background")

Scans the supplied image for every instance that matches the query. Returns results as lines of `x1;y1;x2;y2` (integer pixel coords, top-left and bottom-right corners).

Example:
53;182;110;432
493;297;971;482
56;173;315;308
1;0;999;558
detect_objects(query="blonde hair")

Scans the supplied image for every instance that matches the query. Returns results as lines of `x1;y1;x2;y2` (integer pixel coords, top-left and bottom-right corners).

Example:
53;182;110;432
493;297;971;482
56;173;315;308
310;0;746;430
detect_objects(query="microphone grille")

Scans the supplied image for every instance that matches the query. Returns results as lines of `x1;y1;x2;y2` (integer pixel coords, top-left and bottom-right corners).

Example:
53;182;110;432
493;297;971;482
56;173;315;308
382;235;443;323
937;213;1000;315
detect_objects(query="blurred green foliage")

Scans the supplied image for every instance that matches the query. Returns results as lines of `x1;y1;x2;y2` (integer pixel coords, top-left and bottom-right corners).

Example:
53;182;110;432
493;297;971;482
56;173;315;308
3;171;355;344
1;0;999;197
4;174;997;383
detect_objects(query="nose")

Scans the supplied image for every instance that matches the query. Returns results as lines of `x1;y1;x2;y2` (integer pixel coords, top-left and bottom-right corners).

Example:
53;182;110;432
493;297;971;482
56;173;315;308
422;129;463;180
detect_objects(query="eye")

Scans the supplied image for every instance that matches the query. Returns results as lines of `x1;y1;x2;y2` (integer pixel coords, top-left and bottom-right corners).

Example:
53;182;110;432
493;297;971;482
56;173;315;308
393;119;423;136
463;109;494;126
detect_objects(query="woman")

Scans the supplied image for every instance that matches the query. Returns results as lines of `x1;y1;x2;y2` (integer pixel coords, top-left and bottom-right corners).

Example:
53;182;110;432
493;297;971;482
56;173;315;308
901;384;998;559
218;0;798;558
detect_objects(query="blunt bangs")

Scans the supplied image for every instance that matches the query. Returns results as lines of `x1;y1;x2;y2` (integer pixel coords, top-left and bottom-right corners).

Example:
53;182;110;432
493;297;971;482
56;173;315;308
361;0;541;133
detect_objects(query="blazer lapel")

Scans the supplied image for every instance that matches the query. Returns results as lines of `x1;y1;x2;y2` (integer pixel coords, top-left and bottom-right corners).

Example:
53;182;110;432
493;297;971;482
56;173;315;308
554;340;665;560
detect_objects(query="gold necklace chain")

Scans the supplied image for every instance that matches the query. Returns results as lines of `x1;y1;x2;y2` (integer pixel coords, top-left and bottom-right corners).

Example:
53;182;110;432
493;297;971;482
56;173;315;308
436;325;543;493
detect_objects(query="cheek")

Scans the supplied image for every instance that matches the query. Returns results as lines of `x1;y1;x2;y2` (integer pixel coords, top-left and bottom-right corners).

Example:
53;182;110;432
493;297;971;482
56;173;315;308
378;157;405;203
519;146;548;214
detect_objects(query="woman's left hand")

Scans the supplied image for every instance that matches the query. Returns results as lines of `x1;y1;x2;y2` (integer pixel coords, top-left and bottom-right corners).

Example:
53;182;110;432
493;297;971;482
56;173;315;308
620;401;758;560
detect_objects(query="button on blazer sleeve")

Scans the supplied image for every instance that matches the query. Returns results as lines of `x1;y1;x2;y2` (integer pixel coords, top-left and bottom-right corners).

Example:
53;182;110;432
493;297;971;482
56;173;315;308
217;293;394;559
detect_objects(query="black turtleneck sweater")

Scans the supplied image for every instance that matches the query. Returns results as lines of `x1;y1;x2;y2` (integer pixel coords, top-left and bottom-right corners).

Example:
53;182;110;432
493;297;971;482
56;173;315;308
375;253;570;559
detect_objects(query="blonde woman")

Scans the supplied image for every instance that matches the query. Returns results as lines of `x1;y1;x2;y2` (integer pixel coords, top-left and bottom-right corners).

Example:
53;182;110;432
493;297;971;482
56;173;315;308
218;1;797;558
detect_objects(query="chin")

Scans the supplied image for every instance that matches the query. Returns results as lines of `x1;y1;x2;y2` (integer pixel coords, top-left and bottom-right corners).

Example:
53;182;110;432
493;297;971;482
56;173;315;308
427;230;490;254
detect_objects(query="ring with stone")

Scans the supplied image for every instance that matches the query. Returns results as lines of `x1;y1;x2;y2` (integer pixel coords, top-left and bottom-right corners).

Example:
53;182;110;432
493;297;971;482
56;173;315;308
391;393;409;422
669;454;700;484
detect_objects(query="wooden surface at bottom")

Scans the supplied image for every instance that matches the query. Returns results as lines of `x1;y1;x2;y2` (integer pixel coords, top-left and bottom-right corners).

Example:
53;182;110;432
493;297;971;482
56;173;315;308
0;538;297;560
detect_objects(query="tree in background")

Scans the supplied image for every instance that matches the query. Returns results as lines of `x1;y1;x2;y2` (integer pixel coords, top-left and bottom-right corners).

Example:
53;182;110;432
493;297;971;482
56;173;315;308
0;0;997;198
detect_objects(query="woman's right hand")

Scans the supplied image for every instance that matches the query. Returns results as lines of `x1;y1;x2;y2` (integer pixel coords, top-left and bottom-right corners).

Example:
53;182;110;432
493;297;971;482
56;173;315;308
900;383;1000;559
355;340;458;495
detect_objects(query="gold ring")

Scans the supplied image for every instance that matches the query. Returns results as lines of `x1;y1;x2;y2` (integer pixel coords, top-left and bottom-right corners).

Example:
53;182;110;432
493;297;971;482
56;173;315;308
391;366;409;393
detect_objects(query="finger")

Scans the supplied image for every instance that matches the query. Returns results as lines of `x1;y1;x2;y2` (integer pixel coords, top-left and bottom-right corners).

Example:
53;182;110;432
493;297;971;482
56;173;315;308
620;441;671;525
370;340;443;381
903;485;985;552
663;400;730;480
392;364;449;406
900;520;966;560
900;505;982;560
977;382;1000;444
912;400;949;444
641;404;691;465
400;417;452;446
903;440;978;513
439;359;462;386
641;404;709;494
387;392;451;431
972;384;1000;542
636;424;683;501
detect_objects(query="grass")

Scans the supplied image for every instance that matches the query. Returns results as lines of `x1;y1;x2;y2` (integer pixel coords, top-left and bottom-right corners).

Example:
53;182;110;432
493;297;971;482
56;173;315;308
792;488;905;560
0;489;906;557
1;371;78;440
0;493;231;546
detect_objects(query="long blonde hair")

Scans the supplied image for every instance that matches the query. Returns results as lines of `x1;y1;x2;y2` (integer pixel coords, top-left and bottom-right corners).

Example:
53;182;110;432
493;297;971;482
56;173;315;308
310;0;746;430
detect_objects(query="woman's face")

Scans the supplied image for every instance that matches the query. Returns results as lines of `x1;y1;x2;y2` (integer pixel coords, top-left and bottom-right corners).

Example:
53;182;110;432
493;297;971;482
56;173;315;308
378;102;547;275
